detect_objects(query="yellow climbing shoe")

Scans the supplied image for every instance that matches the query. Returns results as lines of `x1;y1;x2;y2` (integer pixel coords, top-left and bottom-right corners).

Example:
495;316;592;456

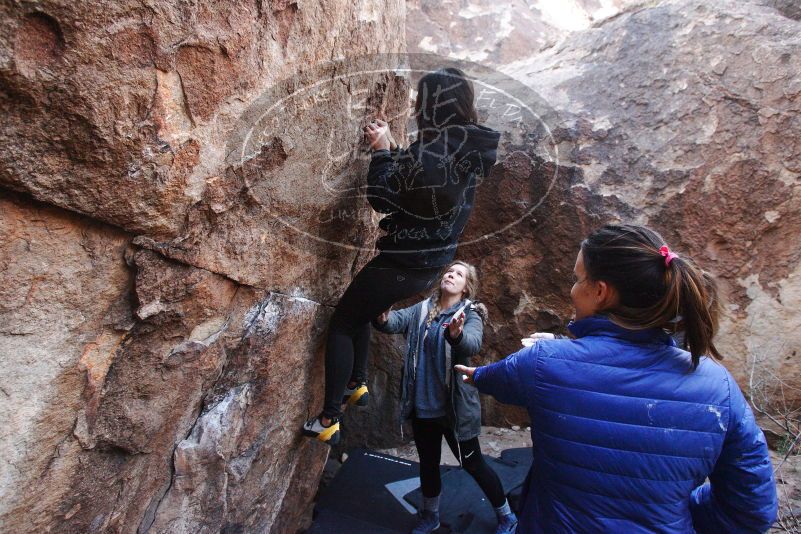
342;383;369;407
302;416;341;445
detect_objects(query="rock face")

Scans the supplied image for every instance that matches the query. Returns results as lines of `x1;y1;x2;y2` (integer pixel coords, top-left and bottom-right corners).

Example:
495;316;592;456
0;0;406;531
476;0;801;427
406;0;641;64
355;0;801;440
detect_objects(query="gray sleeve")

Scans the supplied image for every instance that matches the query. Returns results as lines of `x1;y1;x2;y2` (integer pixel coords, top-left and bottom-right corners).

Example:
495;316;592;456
372;303;417;335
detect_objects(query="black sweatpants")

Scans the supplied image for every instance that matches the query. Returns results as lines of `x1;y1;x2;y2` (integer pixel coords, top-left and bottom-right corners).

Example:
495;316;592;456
412;417;506;507
322;254;440;419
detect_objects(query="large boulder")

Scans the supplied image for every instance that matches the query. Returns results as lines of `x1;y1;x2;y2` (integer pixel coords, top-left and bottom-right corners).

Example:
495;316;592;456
0;192;337;532
0;0;407;531
0;192;133;527
0;0;409;302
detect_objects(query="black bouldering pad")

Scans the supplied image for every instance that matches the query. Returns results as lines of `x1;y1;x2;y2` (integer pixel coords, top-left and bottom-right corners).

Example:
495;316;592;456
308;447;532;533
500;447;533;467
308;509;407;534
402;449;532;533
310;449;422;533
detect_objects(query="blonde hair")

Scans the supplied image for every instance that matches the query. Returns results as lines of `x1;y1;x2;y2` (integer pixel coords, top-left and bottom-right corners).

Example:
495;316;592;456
426;260;488;326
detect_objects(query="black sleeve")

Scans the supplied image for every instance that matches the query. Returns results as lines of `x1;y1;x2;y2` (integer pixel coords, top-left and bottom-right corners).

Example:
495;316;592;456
366;149;402;214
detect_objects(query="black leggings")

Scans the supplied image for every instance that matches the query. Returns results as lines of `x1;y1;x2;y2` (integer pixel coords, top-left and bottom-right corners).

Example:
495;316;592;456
322;254;440;419
412;417;506;507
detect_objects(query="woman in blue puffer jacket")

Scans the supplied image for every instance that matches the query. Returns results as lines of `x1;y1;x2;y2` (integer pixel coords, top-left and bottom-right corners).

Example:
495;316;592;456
456;224;778;533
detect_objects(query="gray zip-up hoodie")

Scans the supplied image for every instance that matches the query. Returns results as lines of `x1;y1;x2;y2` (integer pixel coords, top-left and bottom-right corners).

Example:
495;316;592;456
373;297;483;441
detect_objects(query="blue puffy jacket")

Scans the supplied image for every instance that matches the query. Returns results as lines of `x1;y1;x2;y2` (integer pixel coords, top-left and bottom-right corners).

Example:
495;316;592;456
473;315;778;533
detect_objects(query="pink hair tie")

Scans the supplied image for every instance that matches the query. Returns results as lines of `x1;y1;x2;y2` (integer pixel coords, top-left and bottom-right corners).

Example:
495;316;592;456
659;245;678;266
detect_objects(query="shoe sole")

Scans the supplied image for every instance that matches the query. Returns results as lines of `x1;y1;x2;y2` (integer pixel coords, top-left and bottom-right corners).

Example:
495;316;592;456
343;385;369;407
302;423;341;446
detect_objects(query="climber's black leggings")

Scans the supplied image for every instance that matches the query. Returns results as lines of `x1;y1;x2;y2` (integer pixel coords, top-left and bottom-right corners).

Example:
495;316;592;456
412;417;506;507
322;254;440;419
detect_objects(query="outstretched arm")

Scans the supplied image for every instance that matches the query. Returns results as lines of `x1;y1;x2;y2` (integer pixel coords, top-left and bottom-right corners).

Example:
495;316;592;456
372;303;417;335
456;344;538;408
364;120;410;214
365;148;407;214
366;149;399;213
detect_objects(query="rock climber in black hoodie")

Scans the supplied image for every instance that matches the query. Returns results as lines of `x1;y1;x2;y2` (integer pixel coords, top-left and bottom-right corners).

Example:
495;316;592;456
303;67;501;445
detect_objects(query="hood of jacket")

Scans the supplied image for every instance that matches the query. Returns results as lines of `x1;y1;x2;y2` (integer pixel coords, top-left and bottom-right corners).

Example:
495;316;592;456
414;122;501;183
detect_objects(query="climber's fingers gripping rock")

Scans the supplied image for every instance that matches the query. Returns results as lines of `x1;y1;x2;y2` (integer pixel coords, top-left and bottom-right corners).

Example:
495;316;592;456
363;120;391;151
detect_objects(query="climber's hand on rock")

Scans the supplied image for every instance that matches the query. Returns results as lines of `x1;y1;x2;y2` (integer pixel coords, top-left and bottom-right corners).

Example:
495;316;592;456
374;119;398;150
363;121;390;151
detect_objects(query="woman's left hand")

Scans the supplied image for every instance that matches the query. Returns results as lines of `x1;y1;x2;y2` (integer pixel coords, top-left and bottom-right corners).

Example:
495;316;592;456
454;364;476;385
448;312;465;338
363;121;391;151
374;119;398;150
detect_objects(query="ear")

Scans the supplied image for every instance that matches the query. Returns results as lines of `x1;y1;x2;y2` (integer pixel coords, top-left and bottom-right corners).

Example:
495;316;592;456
595;280;619;309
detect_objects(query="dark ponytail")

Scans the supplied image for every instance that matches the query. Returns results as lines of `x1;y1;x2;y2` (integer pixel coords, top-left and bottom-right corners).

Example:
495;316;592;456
581;224;722;369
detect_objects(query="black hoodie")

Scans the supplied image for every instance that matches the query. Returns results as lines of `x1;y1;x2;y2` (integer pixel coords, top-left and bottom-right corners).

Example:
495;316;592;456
366;123;501;268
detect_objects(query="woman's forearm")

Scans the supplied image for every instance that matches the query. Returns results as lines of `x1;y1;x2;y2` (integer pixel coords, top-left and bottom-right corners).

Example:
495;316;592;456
473;348;534;407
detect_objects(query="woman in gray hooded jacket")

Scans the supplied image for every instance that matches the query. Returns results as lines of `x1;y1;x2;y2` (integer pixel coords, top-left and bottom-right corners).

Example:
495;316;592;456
374;260;517;534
